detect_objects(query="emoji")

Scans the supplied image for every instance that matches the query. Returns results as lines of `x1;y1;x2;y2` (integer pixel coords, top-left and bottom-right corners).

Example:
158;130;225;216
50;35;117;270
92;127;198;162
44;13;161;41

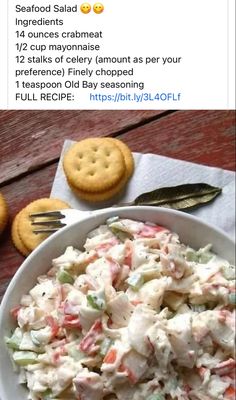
93;3;104;14
80;3;91;13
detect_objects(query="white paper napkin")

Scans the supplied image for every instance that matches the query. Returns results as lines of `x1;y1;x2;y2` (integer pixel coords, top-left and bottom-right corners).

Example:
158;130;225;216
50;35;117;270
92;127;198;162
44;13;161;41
51;140;235;238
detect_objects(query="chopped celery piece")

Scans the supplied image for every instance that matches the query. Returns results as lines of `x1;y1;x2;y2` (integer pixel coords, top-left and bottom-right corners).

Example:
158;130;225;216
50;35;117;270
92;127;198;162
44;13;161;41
185;244;214;264
106;216;119;225
222;264;235;280
186;248;198;262
57;269;74;284
100;338;113;357
186;246;213;263
127;273;144;291
5;328;23;350
67;345;84;361
110;226;132;242
106;217;132;241
228;293;236;305
87;292;106;310
13;351;38;366
147;395;164;400
41;389;53;400
196;245;213;264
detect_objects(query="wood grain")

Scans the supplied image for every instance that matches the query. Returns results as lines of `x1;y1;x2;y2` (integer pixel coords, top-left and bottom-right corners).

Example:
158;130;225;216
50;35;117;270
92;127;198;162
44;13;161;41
0;110;165;185
119;110;236;170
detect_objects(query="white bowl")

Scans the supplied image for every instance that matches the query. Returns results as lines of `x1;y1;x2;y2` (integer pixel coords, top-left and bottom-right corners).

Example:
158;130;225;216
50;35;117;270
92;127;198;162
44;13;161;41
0;206;235;400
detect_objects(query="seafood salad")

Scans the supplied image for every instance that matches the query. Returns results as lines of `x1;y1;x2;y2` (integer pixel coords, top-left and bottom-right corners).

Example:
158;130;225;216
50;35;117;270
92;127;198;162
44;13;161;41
5;217;236;400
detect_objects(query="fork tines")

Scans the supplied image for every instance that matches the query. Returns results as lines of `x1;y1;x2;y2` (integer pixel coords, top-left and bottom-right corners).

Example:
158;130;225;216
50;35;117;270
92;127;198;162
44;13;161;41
32;228;60;234
30;211;65;219
31;220;65;227
30;210;66;234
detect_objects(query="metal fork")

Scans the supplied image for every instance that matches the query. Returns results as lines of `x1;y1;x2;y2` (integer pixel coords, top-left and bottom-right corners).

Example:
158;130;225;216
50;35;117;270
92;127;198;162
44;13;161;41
30;208;119;234
30;200;137;234
30;209;95;234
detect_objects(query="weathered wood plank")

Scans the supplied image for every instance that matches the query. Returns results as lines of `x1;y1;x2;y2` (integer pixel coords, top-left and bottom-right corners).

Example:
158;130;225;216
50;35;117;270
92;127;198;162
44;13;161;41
119;110;236;171
0;110;165;185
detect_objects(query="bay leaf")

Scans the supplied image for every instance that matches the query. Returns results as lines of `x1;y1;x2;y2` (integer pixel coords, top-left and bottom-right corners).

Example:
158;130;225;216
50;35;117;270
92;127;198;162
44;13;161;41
132;183;222;211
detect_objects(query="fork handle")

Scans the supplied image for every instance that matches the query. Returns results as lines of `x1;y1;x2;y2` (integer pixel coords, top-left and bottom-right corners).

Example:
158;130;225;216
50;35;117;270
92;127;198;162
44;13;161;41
64;209;92;224
64;207;114;225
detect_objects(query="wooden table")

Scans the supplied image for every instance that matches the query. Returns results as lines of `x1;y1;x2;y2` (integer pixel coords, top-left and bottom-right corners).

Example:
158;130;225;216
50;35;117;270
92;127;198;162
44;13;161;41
0;110;235;300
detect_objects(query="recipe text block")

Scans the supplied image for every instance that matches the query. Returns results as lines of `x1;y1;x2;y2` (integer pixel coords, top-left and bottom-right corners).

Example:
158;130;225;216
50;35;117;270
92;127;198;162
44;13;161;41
0;0;235;109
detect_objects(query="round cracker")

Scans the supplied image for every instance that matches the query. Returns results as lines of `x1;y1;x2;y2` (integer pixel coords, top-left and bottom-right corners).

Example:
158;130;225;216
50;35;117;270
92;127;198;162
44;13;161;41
68;167;129;202
17;198;70;252
11;211;30;256
63;138;126;193
104;138;134;179
0;192;8;234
